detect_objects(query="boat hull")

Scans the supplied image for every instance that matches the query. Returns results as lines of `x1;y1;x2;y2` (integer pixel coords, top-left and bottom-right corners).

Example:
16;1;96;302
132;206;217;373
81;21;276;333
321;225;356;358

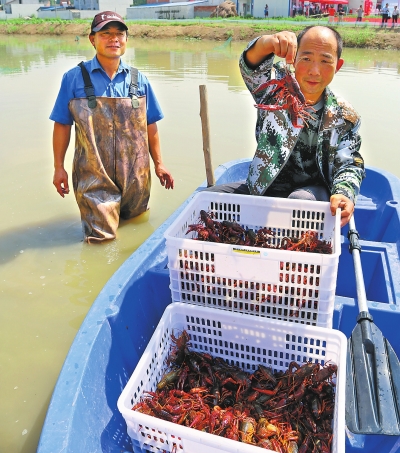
37;159;400;453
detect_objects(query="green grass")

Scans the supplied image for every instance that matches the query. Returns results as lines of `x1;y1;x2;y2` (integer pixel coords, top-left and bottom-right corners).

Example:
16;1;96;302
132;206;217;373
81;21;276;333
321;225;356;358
1;17;89;25
0;17;393;48
341;27;376;47
6;25;18;34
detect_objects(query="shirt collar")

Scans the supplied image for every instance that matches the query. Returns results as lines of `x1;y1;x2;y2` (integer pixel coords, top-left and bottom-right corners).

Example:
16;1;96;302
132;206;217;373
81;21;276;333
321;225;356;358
88;56;130;75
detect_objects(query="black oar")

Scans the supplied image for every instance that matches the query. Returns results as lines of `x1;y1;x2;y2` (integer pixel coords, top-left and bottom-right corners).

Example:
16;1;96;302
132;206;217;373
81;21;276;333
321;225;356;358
346;216;400;435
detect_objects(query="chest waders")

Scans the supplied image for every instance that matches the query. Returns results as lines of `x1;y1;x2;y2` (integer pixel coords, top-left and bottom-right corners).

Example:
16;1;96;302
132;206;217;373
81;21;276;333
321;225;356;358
68;63;150;243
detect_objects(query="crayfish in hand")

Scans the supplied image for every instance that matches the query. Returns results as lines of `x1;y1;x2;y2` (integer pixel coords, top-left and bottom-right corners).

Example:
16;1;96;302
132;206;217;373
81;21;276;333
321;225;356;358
253;64;314;128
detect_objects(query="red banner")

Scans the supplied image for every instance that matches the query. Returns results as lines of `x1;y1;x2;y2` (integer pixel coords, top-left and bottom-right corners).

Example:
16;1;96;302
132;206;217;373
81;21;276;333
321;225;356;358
311;0;349;4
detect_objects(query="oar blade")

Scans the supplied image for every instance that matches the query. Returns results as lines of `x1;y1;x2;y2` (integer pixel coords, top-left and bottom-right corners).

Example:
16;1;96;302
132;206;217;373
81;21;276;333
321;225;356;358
346;320;400;435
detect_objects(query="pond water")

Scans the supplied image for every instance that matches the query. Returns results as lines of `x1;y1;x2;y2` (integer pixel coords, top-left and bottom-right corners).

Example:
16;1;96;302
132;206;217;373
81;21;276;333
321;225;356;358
0;35;399;453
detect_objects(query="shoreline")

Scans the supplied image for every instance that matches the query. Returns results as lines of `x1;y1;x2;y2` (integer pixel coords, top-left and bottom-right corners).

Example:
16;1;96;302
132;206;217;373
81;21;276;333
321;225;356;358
1;20;400;50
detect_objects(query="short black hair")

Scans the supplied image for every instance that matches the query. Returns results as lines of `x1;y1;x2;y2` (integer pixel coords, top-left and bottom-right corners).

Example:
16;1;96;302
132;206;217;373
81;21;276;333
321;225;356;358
297;25;343;60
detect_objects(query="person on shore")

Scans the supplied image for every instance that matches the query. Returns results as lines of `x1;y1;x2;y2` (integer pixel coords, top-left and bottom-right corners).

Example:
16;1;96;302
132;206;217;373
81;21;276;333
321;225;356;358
264;4;268;18
50;11;174;243
206;26;365;227
392;6;399;27
337;4;345;22
328;5;336;23
356;5;363;23
381;3;390;27
292;3;297;17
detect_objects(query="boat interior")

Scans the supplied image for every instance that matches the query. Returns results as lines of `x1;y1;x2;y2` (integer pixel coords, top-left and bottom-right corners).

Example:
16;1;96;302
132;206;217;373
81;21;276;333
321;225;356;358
38;160;400;453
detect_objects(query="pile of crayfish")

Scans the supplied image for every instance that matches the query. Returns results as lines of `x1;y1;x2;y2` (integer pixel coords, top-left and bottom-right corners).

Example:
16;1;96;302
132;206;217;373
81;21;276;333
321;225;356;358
133;330;337;452
186;210;332;255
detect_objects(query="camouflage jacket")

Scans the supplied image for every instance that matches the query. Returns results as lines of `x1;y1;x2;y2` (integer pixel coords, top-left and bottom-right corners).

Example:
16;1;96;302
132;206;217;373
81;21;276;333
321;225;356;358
240;43;365;203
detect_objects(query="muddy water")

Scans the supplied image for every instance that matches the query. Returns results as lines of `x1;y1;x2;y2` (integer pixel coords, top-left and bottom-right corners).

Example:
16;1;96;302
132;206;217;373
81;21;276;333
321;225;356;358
0;35;399;452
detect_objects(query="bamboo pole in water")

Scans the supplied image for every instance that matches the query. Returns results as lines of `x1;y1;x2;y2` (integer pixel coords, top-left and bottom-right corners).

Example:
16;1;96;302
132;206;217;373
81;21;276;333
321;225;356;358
199;85;215;187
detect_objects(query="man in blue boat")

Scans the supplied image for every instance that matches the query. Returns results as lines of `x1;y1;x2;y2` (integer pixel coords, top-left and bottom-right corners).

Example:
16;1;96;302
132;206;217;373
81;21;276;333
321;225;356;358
207;25;365;228
50;11;174;243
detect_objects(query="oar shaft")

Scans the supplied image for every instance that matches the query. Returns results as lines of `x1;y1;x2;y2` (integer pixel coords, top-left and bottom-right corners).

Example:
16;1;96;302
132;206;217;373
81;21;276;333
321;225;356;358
348;217;369;314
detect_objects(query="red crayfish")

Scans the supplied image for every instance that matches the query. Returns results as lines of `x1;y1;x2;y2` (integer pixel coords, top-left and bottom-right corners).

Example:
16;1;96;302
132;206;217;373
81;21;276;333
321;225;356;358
187;211;332;255
281;230;332;254
133;330;338;453
186;210;275;247
253;64;314;128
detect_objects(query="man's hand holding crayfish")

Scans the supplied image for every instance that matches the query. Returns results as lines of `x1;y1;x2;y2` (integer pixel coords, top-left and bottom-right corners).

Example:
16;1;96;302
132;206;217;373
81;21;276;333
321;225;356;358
244;30;355;227
244;31;298;68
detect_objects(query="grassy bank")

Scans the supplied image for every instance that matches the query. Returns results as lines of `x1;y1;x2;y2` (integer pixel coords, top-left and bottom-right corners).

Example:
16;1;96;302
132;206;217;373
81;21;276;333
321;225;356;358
0;18;399;49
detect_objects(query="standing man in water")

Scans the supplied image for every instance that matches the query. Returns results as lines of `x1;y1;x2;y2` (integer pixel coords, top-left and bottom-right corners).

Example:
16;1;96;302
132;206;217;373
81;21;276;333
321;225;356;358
207;26;365;227
50;11;174;243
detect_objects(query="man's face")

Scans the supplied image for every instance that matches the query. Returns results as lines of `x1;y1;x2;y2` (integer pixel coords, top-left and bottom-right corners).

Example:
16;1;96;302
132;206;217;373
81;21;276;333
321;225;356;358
89;24;127;60
294;27;344;104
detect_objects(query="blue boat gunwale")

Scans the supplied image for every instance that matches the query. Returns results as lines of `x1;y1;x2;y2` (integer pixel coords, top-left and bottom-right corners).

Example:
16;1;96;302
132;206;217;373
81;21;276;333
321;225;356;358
37;159;400;453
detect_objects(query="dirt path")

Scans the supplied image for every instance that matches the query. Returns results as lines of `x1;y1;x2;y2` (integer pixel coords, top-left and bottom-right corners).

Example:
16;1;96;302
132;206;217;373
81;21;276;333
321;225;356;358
1;22;400;50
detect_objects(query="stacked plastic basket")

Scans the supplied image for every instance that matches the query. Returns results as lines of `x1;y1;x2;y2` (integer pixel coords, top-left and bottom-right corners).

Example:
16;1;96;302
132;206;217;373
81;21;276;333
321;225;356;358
164;192;341;328
118;192;347;453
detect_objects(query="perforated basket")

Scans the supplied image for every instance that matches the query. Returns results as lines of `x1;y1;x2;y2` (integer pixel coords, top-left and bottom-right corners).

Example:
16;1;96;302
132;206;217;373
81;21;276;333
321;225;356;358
164;192;341;328
117;302;347;453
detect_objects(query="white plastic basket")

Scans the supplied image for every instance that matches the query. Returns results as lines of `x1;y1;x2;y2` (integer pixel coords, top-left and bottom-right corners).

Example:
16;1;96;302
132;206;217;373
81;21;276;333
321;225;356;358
118;302;347;453
164;192;341;328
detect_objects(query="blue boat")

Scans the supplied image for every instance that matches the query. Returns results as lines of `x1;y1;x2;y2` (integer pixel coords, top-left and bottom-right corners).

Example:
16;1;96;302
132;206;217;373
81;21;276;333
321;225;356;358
37;159;400;453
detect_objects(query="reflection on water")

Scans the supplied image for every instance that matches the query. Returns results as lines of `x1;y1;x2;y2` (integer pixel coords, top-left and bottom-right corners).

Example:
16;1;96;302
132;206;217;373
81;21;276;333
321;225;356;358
338;47;400;74
0;35;399;453
2;35;400;78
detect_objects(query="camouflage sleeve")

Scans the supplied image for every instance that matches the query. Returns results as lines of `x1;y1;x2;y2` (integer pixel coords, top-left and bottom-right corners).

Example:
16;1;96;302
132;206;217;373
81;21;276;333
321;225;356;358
330;118;366;204
239;39;275;104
